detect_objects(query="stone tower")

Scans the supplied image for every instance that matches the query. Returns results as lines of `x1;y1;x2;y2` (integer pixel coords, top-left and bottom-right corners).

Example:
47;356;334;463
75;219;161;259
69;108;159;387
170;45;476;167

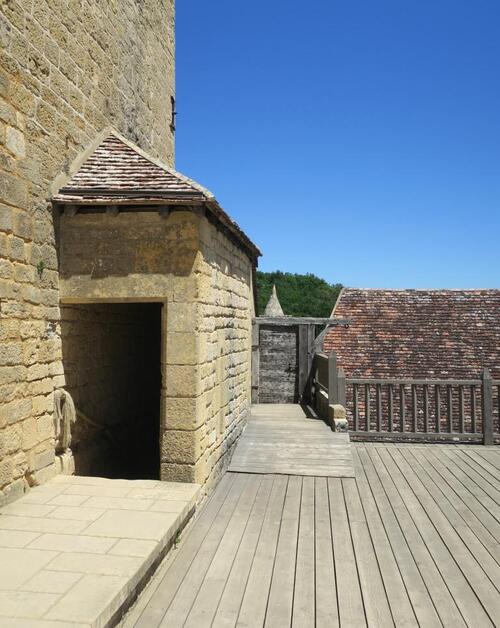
0;1;175;504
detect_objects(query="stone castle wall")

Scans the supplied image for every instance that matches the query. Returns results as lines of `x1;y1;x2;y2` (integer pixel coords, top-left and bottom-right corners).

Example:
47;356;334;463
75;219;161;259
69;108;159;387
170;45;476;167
0;0;175;504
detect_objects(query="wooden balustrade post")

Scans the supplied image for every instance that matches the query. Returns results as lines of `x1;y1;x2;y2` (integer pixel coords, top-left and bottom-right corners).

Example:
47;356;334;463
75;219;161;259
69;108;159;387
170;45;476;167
251;321;259;404
337;367;346;407
482;368;494;445
328;352;337;405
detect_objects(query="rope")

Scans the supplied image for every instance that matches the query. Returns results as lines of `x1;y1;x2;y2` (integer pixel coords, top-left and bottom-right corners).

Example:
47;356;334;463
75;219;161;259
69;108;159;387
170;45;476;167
53;389;77;452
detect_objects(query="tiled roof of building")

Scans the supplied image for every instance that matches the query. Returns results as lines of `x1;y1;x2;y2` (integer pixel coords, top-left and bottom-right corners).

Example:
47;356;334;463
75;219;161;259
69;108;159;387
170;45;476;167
324;288;500;379
52;131;261;260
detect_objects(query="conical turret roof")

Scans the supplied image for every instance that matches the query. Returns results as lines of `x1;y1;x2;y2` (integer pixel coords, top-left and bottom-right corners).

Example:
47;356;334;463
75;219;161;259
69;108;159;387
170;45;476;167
264;285;284;316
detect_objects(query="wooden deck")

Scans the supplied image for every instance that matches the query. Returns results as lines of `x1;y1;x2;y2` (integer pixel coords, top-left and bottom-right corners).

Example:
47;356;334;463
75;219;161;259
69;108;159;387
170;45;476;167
123;443;500;627
228;404;354;477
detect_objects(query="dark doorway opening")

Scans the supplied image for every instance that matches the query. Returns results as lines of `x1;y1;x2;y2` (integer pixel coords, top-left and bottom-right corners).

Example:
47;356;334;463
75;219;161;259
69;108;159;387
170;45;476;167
60;302;162;480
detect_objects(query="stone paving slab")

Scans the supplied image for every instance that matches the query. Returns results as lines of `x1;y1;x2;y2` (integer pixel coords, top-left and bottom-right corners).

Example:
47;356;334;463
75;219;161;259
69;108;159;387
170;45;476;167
0;475;201;628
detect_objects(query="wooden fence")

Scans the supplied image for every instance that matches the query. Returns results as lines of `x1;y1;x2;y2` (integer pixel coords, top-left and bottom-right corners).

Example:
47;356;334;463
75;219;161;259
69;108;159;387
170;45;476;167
311;352;500;444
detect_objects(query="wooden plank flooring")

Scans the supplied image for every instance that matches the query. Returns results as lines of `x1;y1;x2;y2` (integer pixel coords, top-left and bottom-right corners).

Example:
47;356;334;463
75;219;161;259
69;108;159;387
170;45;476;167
228;404;354;477
122;443;500;628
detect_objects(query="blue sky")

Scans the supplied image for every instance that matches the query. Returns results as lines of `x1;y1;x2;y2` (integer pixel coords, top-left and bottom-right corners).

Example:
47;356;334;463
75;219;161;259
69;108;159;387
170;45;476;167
175;1;500;288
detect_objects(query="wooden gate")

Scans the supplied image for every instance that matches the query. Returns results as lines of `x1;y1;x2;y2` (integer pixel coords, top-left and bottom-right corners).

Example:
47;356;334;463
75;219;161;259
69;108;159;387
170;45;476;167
258;323;299;403
252;316;350;404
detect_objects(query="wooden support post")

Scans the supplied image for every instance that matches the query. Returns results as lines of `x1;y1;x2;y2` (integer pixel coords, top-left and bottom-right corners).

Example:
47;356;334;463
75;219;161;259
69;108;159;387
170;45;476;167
303;324;315;404
471;385;477;434
328;352;337;405
298;324;309;402
307;325;315;372
387;384;393;432
482;368;494;445
251;322;259;404
337;367;346;407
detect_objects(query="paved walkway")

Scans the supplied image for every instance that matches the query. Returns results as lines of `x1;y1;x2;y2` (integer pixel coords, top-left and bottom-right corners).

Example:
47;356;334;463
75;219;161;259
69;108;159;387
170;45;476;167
0;474;200;627
123;443;500;627
229;404;354;477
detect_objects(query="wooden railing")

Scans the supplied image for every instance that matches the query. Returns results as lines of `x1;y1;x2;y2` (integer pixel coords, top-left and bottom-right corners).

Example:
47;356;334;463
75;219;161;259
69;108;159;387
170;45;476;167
311;352;345;422
311;353;499;444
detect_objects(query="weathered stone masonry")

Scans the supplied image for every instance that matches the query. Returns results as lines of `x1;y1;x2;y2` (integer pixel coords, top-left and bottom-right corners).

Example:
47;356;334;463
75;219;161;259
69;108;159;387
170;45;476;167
0;0;175;503
1;1;259;502
165;215;254;485
59;209;255;486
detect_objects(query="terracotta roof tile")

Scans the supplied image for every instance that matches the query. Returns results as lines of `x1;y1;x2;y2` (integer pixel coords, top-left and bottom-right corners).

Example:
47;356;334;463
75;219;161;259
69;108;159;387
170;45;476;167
52;132;261;260
53;133;211;204
324;288;500;379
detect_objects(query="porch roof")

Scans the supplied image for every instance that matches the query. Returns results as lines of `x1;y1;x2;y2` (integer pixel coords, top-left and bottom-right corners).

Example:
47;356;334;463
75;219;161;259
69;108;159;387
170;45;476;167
52;131;261;261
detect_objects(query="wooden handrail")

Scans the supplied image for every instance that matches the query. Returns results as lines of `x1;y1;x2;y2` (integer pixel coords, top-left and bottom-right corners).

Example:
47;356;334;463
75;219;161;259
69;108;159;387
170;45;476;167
346;377;482;386
311;357;498;444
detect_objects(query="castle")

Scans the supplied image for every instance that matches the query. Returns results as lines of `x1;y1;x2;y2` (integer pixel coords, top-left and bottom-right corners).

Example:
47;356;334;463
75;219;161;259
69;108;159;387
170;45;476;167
0;1;259;504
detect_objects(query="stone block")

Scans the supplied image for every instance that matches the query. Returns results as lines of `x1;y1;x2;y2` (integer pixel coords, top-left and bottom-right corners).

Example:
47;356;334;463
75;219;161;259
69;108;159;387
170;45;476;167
14;261;34;283
0;234;9;258
0;171;28;209
32;394;53;416
83;510;178;542
21;417;37;449
21;569;82;595
0;590;59;618
166;364;199;398
328;404;348;432
33;448;55;471
12;209;31;239
0;342;22;366
9;235;26;261
0;258;13;281
6;126;25;158
0;458;14;488
166;331;198;365
109;538;157;558
160;462;197;483
30;534;116;555
12;450;28;479
0;501;55;518
54;451;74;475
0;397;32;429
0;66;8;98
163;395;205;430
0;478;27;507
30;462;57;486
0;97;16;126
167;301;198;332
27;363;49;382
161;427;204;465
0;529;38;547
0;425;22;457
44;573;128;625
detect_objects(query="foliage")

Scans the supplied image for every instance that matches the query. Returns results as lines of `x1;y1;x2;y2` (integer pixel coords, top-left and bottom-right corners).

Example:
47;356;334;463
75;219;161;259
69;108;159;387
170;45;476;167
256;271;343;317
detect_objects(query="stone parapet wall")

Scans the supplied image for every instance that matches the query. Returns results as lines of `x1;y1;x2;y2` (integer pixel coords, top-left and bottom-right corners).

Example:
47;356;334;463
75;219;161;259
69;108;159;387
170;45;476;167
0;0;175;503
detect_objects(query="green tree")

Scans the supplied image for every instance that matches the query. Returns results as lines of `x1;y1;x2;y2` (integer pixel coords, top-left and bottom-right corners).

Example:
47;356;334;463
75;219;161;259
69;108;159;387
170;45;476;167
257;271;342;317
